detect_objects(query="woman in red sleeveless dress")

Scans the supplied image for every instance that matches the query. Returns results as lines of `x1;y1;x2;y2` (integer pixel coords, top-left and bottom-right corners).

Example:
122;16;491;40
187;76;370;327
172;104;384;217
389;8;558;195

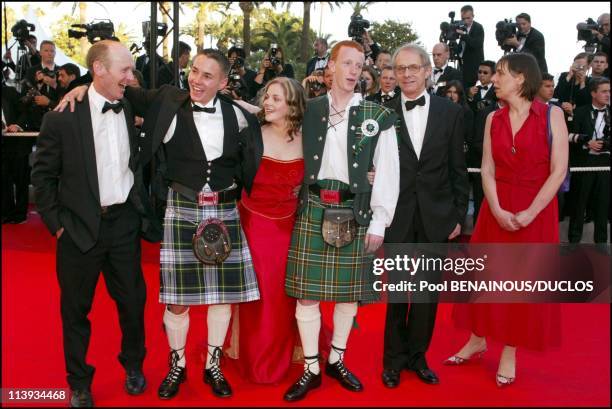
231;77;306;384
445;53;568;387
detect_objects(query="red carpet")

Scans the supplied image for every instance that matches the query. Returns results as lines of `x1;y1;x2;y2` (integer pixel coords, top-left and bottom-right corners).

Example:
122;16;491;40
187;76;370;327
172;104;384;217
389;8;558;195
2;210;610;407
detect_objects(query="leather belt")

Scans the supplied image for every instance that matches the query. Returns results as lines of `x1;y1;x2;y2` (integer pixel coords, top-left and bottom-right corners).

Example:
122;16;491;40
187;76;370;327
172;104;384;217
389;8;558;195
171;181;239;205
309;184;354;204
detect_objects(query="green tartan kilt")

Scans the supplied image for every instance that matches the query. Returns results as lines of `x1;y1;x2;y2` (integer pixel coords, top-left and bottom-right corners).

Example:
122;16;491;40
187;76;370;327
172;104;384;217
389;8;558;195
285;180;378;302
159;187;260;306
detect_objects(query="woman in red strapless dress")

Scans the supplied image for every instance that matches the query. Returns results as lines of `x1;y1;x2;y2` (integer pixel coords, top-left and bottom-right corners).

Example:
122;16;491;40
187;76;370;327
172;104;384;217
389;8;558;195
230;77;306;384
445;53;568;387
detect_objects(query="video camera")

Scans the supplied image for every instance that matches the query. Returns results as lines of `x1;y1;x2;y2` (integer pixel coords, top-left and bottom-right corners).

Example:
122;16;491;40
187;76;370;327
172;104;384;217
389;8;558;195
68;20;115;44
142;21;168;42
439;11;466;62
495;19;519;53
576;18;601;52
11;19;36;46
348;14;371;44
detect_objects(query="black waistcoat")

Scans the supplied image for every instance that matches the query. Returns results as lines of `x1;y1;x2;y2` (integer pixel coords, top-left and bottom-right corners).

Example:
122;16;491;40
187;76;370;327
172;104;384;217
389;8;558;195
164;100;239;192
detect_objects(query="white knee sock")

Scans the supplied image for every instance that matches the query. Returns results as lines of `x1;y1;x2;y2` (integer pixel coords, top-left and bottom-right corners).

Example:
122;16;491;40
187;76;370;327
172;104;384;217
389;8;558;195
296;302;321;374
329;302;358;364
163;307;190;368
206;304;232;369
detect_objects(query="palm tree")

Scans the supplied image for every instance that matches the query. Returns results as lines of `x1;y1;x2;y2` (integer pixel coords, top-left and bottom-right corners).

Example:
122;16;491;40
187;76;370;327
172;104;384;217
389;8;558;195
254;12;301;61
183;2;230;52
239;2;277;56
347;1;375;17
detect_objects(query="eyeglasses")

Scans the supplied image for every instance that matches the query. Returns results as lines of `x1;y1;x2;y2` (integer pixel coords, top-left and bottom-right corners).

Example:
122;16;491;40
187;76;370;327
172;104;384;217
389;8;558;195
394;64;426;74
478;70;491;74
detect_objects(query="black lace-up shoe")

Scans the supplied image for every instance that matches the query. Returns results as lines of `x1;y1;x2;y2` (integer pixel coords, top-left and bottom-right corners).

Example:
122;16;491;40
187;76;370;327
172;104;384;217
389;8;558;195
324;344;363;392
158;349;187;399
284;369;322;401
204;366;232;398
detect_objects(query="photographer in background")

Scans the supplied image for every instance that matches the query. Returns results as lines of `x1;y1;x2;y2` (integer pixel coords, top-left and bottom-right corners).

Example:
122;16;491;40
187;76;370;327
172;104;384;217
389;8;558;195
374;50;392;73
568;77;610;243
21;40;60;130
554;53;593;122
431;43;463;96
226;46;257;101
157;41;191;90
595;13;610;54
3;34;40;79
302;68;327;99
504;13;548;73
56;63;81;99
306;38;329;77
467;60;496;113
254;44;294;93
457;5;484;88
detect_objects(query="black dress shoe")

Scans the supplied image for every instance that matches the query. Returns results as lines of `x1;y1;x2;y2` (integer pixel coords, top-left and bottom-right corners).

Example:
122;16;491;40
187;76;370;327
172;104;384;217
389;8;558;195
125;368;146;395
158;366;186;399
70;389;93;407
325;360;363;392
414;368;439;385
204;366;232;398
284;369;322;402
381;369;401;388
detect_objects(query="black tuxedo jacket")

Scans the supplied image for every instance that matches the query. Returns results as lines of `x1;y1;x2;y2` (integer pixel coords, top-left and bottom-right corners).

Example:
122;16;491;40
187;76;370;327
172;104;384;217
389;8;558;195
157;60;189;90
124;85;263;198
366;86;400;104
383;94;469;243
2;85;32;154
460;21;485;87
433;65;463;96
522;28;548;74
306;55;328;77
570;105;602;166
32;96;161;252
469;85;497;113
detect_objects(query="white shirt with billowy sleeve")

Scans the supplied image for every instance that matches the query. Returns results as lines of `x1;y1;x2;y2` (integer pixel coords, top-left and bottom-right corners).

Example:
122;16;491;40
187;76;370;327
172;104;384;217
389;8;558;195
87;84;134;207
318;92;400;237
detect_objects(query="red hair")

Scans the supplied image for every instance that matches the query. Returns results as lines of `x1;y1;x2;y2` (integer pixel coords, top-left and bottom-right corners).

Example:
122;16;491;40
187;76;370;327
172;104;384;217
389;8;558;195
330;40;365;62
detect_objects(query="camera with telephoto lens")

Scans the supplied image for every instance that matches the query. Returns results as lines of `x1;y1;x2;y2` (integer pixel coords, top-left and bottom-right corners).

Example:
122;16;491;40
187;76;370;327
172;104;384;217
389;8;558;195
11;20;36;46
495;19;519;53
576;18;601;52
439;12;466;62
476;98;494;112
68;20;115;44
20;79;42;105
269;44;281;67
348;14;371;44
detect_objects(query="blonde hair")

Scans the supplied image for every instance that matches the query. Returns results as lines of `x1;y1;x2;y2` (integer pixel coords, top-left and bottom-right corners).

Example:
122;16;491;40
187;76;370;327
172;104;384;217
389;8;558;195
86;40;115;77
257;77;306;142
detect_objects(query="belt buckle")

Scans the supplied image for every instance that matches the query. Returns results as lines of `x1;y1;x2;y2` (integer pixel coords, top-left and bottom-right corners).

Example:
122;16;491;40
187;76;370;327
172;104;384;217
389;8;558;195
320;189;341;204
198;191;219;206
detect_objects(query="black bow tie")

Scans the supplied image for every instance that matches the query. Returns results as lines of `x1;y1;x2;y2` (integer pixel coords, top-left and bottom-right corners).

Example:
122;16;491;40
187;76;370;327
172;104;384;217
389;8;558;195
102;101;124;114
479;85;489;91
434;68;443;74
192;104;216;113
594;108;607;114
405;95;426;111
316;56;327;61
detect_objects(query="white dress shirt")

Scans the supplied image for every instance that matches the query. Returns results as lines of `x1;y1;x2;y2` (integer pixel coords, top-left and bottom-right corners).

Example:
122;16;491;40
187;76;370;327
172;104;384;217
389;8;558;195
432;64;448;93
401;90;430;160
516;30;530;52
479;84;491;99
590;105;609;155
318;92;400;237
88;84;134;207
163;97;249;189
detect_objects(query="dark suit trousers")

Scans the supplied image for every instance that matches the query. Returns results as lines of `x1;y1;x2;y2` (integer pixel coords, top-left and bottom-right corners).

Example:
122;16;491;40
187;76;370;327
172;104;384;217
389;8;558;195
383;204;439;371
56;202;146;390
1;149;31;219
568;154;610;243
470;173;484;224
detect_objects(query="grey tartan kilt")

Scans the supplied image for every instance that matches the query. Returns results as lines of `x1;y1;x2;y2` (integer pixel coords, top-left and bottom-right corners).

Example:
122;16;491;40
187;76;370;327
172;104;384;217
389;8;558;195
285;185;378;303
159;187;260;305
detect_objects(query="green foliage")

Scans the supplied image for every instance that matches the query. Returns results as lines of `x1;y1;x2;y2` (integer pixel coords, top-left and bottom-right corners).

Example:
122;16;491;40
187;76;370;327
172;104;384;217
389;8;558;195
370;19;420;52
1;6;17;47
51;14;85;65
